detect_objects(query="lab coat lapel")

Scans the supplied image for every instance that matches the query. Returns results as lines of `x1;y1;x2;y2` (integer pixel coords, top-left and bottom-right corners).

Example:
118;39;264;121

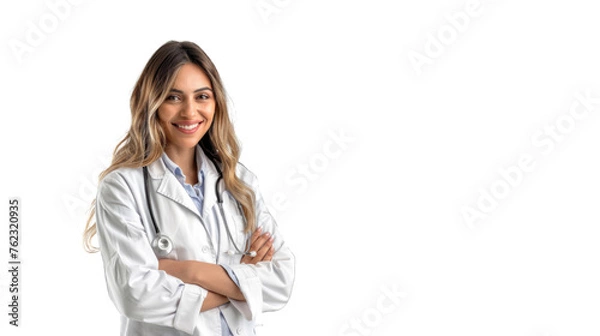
147;159;201;219
197;147;219;217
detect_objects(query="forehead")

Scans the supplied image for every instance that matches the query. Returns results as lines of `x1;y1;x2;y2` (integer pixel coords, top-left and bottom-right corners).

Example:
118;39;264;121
171;63;212;90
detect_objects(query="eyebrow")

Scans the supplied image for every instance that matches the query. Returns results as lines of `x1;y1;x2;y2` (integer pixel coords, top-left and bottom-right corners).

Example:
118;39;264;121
169;87;213;93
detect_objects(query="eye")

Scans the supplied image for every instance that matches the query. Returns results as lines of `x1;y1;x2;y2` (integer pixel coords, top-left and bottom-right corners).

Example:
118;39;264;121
166;95;181;102
197;93;211;100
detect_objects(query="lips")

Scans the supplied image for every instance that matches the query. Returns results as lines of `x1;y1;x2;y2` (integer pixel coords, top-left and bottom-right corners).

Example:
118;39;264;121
172;121;202;134
177;123;199;130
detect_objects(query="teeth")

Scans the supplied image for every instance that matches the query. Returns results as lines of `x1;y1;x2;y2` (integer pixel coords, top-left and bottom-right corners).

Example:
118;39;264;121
177;123;199;130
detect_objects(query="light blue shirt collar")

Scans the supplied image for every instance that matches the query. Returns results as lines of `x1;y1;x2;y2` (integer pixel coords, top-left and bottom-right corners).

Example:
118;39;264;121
161;146;206;187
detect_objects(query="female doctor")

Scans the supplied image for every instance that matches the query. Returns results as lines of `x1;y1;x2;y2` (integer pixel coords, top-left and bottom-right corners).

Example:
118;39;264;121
83;40;295;335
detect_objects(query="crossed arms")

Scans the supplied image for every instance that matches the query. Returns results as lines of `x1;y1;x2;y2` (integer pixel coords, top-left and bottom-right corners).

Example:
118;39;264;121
158;227;275;311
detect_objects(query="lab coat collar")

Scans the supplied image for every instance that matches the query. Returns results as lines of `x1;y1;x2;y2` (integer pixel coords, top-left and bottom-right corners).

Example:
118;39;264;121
146;157;200;219
146;145;221;218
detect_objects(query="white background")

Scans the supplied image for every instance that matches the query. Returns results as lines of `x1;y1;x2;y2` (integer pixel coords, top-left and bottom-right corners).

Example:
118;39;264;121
1;0;600;335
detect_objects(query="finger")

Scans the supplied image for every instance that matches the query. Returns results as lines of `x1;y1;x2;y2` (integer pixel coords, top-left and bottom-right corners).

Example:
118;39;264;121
261;236;274;255
250;232;271;253
246;227;262;250
250;227;262;245
263;244;275;261
253;245;269;261
254;236;274;261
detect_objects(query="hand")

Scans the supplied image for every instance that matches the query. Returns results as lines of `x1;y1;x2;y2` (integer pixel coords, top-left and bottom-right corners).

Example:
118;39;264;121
241;227;274;264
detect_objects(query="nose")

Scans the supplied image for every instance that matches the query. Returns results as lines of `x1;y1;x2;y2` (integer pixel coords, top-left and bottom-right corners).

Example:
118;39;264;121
181;97;197;117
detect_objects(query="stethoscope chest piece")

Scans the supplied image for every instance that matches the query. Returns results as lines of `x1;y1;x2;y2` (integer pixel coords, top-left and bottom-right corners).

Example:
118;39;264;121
151;233;173;258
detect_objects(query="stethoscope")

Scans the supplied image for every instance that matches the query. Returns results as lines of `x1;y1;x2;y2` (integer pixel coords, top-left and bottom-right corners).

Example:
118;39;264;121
143;156;257;259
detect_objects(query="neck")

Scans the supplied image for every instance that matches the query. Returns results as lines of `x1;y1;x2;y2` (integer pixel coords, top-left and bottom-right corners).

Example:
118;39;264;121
164;146;198;183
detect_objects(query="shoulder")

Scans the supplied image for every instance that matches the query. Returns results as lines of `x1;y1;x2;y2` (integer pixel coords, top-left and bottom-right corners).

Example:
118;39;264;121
97;166;143;198
235;162;259;188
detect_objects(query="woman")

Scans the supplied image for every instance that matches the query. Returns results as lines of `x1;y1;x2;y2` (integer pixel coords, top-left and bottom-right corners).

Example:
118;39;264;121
83;40;295;335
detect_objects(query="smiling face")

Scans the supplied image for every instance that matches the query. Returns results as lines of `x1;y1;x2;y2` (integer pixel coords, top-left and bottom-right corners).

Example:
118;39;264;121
157;62;215;160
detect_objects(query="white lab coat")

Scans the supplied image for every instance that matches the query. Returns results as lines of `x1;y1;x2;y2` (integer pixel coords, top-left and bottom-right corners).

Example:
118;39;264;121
95;148;295;335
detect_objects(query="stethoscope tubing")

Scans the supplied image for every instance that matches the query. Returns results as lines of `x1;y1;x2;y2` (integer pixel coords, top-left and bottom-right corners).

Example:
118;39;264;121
143;166;160;235
208;155;256;258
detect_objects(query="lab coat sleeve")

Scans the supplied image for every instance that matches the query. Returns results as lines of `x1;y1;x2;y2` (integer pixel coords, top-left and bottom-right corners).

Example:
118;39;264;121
227;169;296;321
95;170;206;335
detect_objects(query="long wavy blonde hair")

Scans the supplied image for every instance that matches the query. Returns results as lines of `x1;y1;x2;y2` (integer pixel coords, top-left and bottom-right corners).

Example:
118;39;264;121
83;40;256;253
